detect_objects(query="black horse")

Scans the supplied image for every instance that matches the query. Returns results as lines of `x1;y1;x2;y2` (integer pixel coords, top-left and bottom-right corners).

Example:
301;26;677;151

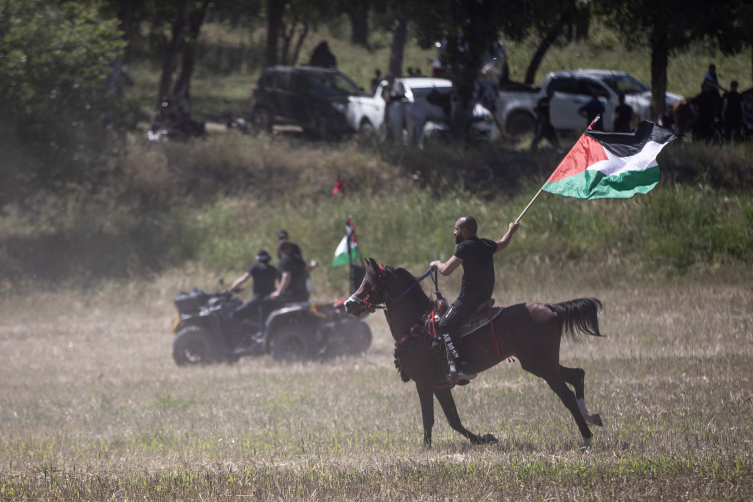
345;259;604;449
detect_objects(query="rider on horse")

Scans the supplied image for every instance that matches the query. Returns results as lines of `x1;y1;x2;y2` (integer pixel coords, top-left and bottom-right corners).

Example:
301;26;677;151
430;216;519;383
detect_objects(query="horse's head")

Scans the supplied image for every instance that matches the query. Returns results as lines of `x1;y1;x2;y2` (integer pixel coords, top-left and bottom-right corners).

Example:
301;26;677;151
345;258;391;317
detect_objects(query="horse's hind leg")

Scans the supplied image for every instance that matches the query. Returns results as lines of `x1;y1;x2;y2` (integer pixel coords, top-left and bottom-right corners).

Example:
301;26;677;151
433;388;497;445
560;365;603;427
520;358;593;448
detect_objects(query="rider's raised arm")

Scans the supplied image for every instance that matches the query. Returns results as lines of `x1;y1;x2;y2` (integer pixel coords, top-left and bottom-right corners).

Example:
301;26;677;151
495;222;520;254
430;255;463;276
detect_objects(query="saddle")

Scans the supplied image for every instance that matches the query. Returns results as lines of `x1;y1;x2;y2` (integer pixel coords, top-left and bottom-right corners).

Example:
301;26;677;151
459;304;504;338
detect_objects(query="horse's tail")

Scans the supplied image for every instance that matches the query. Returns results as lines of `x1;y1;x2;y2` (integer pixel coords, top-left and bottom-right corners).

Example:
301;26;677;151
549;298;603;342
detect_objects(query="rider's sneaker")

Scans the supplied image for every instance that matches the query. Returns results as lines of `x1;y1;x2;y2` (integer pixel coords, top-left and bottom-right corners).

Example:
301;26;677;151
455;361;477;381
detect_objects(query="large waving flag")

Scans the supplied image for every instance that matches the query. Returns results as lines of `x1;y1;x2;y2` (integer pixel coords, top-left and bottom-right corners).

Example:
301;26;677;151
542;121;677;200
332;218;362;267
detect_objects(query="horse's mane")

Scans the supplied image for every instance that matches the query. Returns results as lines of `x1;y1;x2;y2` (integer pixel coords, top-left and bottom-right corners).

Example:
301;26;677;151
366;263;432;310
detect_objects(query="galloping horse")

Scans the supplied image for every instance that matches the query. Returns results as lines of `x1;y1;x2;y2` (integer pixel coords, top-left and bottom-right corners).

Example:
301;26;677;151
345;259;605;449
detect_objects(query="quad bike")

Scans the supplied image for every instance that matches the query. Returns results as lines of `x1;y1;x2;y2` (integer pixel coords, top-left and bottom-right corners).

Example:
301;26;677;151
170;284;371;366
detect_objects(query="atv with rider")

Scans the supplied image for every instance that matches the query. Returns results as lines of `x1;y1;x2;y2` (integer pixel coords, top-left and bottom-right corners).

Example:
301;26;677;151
170;282;371;365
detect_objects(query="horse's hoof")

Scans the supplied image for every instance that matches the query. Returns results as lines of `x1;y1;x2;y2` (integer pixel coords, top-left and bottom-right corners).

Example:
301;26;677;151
589;414;604;427
481;434;498;444
580;435;592;452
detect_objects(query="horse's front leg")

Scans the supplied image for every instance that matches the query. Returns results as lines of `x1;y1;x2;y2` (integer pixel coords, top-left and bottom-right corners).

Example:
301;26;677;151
434;388;498;445
416;382;435;447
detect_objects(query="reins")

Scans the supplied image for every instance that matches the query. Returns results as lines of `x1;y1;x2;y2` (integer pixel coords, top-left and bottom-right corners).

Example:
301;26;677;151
386;268;437;308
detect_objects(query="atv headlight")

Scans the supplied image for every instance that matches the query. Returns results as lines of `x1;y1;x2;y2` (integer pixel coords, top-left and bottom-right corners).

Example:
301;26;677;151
331;102;346;114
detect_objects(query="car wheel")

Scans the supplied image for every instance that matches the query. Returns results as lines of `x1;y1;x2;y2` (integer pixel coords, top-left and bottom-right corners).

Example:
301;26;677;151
172;326;217;366
359;119;375;134
252;107;272;132
506;112;536;136
270;324;318;362
325;321;372;358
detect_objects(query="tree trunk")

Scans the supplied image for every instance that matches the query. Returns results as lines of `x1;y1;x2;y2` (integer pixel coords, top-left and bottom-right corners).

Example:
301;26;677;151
265;0;287;67
155;0;193;114
107;0;136;97
388;16;407;78
349;1;369;49
172;0;209;107
524;13;570;85
650;22;669;122
291;23;309;66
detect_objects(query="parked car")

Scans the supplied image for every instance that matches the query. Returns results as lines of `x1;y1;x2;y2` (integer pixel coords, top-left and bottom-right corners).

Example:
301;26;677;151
496;70;684;135
431;39;509;86
250;66;366;138
346;77;497;142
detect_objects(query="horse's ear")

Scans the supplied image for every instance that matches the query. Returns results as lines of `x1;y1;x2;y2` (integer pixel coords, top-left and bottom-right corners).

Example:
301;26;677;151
368;258;378;270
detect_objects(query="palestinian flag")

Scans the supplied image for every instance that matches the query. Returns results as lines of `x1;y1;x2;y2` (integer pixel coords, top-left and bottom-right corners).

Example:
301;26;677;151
332;218;362;267
542;121;677;199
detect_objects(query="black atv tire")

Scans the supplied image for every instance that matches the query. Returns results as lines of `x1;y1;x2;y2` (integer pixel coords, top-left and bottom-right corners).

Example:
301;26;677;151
325;321;372;357
173;326;218;366
270;324;318;362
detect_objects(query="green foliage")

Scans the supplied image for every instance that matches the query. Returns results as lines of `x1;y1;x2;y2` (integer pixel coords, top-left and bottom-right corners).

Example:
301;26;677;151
0;0;125;205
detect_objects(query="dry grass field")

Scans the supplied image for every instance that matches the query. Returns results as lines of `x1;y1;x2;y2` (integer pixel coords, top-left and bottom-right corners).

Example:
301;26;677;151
1;275;752;501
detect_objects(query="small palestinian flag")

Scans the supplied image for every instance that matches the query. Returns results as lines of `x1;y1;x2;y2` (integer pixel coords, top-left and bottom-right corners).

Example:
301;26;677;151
332;218;362;267
542;121;677;200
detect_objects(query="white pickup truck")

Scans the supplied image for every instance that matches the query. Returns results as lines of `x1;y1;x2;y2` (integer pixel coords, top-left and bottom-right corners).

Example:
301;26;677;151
496;70;683;135
346;77;497;141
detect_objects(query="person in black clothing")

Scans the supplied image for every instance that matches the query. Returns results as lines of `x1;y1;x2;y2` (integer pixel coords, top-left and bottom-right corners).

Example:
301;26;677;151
371;69;382;94
578;87;605;131
430;216;519;383
276;229;304;260
271;241;319;303
613;93;633;133
722;81;745;142
531;87;561;152
227;249;278;324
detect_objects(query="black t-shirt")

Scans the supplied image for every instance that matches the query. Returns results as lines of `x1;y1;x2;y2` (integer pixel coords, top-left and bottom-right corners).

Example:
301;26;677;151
614;104;633;132
454;236;497;299
724;91;743;121
246;262;277;296
277;242;303;260
278;253;309;300
535;97;551;123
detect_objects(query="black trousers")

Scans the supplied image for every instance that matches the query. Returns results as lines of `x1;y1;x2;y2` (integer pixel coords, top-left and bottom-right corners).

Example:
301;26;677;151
438;293;487;362
531;122;560;151
231;294;269;324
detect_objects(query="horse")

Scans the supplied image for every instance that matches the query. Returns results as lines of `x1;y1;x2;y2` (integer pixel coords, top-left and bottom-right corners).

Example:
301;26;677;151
344;259;605;449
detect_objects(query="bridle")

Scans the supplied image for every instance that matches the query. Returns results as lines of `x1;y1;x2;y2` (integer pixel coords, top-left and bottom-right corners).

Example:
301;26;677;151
347;266;438;314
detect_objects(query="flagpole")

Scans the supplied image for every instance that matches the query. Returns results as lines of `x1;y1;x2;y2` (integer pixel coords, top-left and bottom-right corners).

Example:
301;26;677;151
515;188;543;224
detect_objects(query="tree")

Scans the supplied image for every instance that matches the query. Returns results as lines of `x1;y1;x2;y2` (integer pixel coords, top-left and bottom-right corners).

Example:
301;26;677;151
0;0;124;206
595;0;745;121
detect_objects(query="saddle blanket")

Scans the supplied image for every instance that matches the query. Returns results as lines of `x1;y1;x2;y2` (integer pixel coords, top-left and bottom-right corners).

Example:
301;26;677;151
459;306;504;338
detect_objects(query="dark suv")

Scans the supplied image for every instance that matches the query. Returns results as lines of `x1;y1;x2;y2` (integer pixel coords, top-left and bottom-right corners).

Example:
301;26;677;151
250;66;363;138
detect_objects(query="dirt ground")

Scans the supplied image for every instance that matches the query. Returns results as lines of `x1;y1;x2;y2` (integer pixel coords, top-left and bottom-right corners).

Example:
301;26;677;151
1;279;752;500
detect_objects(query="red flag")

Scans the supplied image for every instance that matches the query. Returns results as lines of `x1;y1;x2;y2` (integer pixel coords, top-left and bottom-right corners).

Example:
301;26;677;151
332;176;345;194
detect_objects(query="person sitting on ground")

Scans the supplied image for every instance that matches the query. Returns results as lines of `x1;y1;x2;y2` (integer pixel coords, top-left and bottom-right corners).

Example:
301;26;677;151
430;216;519;384
226;249;278;325
531;86;561;152
578;87;605;131
270;242;319;303
722;80;745;142
613;93;633;133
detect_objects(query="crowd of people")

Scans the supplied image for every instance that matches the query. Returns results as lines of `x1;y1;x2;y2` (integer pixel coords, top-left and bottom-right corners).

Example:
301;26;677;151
531;64;750;151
